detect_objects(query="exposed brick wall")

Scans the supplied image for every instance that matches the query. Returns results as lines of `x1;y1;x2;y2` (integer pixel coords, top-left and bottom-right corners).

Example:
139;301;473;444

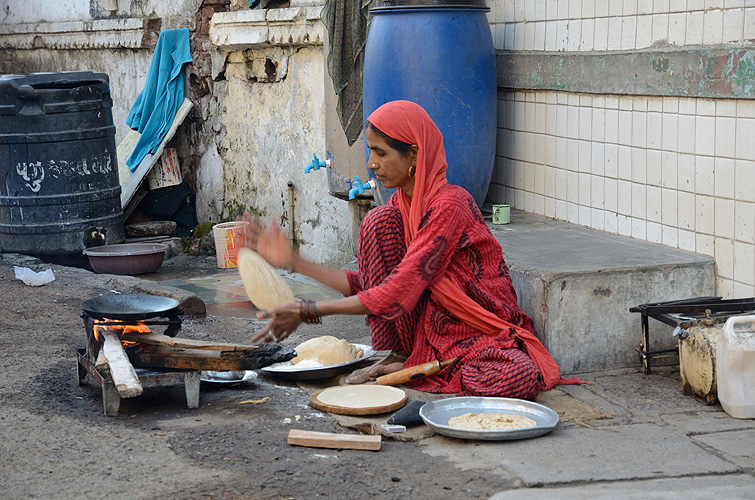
179;0;230;193
141;18;163;49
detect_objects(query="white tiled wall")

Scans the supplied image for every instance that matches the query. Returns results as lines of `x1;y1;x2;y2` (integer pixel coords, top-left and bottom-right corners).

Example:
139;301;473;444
488;0;755;51
487;1;755;298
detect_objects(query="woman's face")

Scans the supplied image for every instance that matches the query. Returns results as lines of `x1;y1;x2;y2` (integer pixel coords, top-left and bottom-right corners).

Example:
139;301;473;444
365;126;418;196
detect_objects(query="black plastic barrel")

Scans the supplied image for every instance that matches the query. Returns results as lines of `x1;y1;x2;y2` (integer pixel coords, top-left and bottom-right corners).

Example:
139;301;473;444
0;72;124;257
363;0;496;207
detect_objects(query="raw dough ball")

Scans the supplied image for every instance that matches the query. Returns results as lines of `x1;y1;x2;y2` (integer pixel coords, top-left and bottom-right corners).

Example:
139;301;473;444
292;336;364;366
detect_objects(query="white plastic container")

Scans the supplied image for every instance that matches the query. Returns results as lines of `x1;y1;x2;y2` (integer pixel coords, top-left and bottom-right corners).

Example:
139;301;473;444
716;314;755;419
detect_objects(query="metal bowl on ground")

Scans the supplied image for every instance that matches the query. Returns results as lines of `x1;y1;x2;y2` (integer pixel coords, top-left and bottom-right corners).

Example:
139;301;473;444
83;243;169;275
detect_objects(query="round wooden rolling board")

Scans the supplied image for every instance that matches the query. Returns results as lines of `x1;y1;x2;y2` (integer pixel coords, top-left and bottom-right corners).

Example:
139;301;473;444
310;385;408;415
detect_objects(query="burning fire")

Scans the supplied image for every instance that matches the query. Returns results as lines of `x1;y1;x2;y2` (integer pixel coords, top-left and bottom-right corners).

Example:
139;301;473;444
93;318;151;347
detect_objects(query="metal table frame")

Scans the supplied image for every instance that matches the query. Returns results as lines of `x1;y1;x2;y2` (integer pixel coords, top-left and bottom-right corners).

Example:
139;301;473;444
77;349;200;416
630;296;755;374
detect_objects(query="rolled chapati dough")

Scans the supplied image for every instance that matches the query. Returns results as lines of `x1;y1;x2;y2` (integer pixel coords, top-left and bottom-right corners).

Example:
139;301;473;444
314;385;406;409
237;247;295;310
447;412;537;431
292;336;364;366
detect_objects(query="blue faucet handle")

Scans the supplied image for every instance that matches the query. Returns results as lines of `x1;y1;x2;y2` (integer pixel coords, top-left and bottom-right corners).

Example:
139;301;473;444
349;176;376;200
304;153;331;174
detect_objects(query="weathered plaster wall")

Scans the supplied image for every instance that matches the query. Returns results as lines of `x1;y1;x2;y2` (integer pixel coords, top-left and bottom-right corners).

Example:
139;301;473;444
206;7;355;267
1;0;90;23
1;0;203;26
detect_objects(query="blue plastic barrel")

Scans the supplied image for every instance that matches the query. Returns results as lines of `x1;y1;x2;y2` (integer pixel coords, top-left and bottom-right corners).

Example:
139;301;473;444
363;0;496;207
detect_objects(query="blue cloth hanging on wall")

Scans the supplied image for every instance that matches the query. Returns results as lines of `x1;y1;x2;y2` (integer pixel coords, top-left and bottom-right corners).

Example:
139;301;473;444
125;28;192;172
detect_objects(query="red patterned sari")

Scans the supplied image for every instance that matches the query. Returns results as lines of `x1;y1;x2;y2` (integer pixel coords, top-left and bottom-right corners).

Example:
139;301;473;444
347;186;544;399
346;100;582;398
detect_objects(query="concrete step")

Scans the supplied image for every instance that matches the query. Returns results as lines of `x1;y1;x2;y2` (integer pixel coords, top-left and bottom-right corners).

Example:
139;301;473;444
488;211;715;374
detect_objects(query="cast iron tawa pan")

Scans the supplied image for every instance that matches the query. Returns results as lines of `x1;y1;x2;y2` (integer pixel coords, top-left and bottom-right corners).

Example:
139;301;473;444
81;294;181;321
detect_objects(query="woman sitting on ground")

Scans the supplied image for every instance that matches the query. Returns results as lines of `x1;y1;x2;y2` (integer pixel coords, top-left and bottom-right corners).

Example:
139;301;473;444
245;100;580;399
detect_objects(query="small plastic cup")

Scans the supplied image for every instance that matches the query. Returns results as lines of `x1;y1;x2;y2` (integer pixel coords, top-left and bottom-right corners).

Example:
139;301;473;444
492;204;510;225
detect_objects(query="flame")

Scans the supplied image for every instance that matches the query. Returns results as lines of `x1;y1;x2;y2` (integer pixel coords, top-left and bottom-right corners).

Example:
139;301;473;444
120;323;152;334
93;318;151;345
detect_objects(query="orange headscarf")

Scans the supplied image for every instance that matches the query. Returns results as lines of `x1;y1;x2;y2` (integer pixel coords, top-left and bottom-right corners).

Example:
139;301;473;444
367;100;574;390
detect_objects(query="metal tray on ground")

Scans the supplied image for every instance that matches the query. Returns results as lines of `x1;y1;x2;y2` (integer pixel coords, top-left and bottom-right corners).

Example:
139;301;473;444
200;370;258;384
260;344;377;381
419;396;559;441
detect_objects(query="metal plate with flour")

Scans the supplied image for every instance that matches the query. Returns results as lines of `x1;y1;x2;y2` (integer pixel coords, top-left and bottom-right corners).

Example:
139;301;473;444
419;396;559;441
261;344;377;381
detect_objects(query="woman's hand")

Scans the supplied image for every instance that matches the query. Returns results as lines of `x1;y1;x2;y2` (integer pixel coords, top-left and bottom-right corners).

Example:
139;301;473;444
250;300;302;344
237;212;296;270
237;211;264;250
343;361;405;384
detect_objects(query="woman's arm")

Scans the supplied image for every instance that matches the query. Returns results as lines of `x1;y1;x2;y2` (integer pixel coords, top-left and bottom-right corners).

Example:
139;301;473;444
290;253;351;297
240;212;351;296
250;294;370;343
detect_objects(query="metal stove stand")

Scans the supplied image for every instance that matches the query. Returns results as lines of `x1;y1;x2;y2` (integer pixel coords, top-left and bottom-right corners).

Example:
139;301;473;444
77;350;200;416
77;304;201;416
630;296;755;374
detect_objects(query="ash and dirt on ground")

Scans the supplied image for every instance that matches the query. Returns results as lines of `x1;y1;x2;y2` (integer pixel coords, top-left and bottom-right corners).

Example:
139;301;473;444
0;252;516;500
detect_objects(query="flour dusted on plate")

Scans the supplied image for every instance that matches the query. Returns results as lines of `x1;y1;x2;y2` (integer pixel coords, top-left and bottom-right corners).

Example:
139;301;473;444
448;412;537;431
292;336;364;366
293;358;325;369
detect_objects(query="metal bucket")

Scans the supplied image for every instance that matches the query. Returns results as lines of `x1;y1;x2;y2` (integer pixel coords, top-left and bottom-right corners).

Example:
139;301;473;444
0;71;125;257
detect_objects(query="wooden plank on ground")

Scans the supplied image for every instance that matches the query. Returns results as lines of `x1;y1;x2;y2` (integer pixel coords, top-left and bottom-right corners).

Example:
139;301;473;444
101;331;143;398
118;98;194;209
287;429;381;451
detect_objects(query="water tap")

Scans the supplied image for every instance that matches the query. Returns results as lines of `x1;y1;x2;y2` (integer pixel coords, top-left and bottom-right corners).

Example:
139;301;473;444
673;326;690;342
348;176;377;200
304;153;331;174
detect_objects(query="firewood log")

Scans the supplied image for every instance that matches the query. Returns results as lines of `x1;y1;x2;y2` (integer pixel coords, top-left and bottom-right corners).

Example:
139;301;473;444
126;343;295;371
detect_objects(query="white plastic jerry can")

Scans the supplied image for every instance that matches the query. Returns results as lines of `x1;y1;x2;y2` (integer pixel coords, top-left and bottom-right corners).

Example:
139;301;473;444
716;315;755;419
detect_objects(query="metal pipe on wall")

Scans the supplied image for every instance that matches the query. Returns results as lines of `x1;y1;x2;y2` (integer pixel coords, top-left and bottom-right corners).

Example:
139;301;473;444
287;181;296;251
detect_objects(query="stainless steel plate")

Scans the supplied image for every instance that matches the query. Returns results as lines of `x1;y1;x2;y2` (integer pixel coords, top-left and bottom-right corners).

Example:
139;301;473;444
200;370;258;384
419;396;559;441
261;344;377;381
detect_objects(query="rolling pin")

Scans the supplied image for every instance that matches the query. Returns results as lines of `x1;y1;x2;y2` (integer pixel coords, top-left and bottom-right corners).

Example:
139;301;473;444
375;358;456;386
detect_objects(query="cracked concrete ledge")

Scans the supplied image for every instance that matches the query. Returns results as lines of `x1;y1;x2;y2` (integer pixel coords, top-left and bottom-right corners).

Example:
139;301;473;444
209;6;324;80
0;18;152;50
209;6;324;51
497;46;755;99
